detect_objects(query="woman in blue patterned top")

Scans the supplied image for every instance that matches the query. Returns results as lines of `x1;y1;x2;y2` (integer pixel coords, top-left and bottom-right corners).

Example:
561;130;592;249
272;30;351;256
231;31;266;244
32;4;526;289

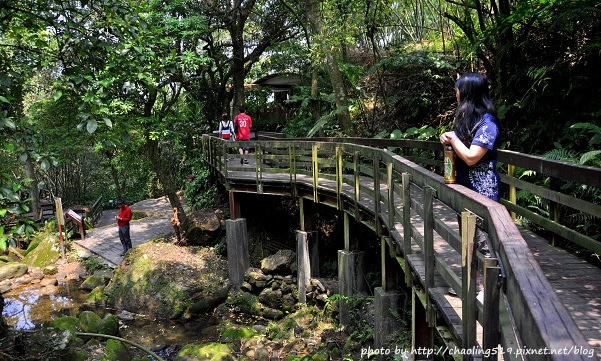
440;73;500;202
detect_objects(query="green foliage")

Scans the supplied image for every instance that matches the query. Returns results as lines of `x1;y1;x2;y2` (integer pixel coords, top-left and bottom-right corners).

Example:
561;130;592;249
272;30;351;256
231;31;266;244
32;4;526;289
183;165;220;211
79;255;109;275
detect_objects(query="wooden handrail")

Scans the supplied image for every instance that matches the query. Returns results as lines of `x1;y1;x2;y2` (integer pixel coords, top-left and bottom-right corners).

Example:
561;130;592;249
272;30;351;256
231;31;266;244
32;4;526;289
258;134;601;254
204;135;593;359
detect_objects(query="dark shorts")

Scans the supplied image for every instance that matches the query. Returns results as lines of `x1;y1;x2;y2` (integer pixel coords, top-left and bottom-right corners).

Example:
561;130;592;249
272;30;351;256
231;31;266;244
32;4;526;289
238;139;250;151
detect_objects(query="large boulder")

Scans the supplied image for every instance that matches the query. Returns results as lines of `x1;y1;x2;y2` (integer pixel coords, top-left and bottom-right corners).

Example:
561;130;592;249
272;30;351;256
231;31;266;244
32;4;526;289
104;242;229;319
260;250;296;275
22;233;62;267
186;210;222;247
0;262;28;281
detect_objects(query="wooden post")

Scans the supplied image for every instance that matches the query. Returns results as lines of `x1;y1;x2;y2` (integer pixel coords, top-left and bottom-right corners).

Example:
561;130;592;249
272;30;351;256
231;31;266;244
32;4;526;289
229;191;241;219
300;197;313;232
550;176;561;246
387;162;395;231
336;146;343;210
312;144;319;202
402;172;412;286
483;258;501;361
373;154;381;236
223;141;228;176
344;212;359;252
55;198;65;259
424;186;436;326
461;211;477;361
289;145;297;196
507;164;516;221
353;151;360;220
255;144;263;194
412;288;433;358
381;237;398;292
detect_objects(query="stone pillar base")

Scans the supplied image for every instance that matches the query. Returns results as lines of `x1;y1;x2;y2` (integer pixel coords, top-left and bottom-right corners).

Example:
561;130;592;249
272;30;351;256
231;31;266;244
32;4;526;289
338;250;366;326
226;218;250;288
374;287;404;359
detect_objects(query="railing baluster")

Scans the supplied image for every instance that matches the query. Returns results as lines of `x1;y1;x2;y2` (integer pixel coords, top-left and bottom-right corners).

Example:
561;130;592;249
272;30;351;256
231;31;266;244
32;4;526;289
312;144;319;202
336;146;343;210
461;211;477;360
387;163;394;231
424;186;436;326
354;151;360;220
402;172;412;286
507;164;516;221
483;257;501;361
223;142;228;177
373;154;381;236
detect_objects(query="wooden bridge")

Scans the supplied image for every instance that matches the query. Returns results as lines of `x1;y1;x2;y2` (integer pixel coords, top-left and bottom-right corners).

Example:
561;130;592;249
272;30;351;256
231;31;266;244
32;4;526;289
202;133;601;360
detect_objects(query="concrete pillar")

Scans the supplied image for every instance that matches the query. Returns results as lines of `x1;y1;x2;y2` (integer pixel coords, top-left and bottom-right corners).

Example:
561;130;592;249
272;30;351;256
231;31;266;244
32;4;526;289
374;287;404;358
226;218;250;288
338;250;366;326
297;230;311;303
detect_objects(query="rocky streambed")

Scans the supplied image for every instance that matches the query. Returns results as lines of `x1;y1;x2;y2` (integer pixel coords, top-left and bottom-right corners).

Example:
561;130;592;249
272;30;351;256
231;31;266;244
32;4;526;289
0;227;368;360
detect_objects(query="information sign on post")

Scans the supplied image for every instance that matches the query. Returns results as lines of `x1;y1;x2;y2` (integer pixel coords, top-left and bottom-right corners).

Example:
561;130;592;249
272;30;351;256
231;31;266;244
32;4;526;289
54;198;66;258
66;209;85;241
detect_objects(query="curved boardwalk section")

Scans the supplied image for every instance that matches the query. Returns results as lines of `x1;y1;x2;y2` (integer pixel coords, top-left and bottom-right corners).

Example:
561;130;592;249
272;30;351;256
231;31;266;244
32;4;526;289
204;134;600;360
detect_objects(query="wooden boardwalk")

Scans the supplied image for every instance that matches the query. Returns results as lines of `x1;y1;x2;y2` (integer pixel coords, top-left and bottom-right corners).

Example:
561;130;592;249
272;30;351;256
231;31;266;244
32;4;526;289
206;137;600;360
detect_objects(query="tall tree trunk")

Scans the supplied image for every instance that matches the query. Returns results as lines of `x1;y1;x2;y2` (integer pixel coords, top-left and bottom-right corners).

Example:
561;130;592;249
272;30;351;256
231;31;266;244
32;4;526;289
146;137;188;229
143;87;188;229
25;157;40;221
108;158;123;200
310;66;324;137
306;0;353;135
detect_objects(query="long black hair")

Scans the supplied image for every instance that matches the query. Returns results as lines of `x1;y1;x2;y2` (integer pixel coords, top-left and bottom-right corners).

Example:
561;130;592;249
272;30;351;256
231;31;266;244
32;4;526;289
454;73;497;143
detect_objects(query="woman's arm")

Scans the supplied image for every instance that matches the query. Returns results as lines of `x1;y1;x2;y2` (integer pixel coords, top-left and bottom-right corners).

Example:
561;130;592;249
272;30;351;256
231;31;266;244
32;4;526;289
440;131;488;166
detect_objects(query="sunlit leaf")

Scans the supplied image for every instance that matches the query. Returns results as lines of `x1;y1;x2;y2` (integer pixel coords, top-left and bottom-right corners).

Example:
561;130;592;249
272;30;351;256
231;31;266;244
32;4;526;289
41;159;50;171
87;120;98;133
53;91;63;101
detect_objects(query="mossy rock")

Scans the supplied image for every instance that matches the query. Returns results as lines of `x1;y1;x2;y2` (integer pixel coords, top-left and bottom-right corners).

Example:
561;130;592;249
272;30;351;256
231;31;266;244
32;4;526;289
25;235;44;255
86;286;107;303
78;311;103;333
104;339;132;361
81;274;110;291
0;262;28;281
22;234;62;267
44;265;58;275
51;316;80;333
98;314;120;336
175;343;235;361
220;326;258;341
72;350;89;361
104;242;228;319
0;255;11;263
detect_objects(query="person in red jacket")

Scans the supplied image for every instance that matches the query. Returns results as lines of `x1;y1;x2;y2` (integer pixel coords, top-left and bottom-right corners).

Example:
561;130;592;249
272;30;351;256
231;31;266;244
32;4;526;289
234;105;252;164
115;199;132;256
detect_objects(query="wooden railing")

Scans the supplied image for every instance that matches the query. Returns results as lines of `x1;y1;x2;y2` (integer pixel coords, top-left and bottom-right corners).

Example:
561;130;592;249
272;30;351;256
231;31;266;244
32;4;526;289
203;134;593;360
257;134;601;256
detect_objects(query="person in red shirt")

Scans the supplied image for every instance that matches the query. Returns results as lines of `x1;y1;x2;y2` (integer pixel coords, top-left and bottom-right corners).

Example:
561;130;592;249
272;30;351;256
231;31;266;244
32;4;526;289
115;199;132;256
234;105;252;164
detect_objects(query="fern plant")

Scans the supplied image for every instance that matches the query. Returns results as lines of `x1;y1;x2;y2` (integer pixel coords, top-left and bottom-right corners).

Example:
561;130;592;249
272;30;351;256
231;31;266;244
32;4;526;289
570;123;601;167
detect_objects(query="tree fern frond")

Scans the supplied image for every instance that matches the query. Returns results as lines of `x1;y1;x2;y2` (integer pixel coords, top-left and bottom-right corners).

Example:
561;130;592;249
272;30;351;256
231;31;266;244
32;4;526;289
543;148;577;162
579;150;601;165
570;122;601;133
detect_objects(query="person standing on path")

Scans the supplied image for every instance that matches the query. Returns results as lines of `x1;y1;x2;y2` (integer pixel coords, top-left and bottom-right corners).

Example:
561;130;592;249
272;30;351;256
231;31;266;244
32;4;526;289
234;105;252;164
116;199;132;256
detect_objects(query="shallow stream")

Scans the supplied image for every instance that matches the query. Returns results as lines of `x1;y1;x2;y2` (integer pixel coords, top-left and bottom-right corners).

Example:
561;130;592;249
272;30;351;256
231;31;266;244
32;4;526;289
2;280;222;359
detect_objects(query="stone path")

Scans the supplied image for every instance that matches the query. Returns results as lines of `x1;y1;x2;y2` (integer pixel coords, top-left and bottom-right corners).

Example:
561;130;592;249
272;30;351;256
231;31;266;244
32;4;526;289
75;197;177;267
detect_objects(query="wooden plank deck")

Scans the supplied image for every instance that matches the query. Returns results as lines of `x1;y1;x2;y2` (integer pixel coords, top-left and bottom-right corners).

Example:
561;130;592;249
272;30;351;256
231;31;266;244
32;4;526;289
223;156;601;359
